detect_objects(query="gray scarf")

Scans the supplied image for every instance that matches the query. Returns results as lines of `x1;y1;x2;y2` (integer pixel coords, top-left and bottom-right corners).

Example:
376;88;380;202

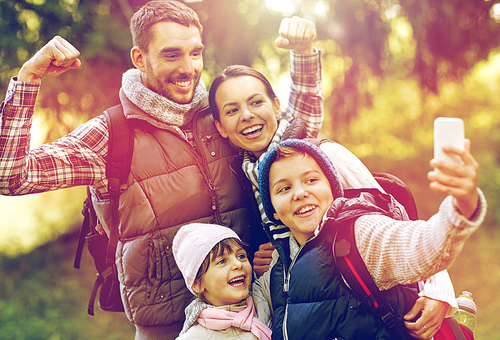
121;68;208;129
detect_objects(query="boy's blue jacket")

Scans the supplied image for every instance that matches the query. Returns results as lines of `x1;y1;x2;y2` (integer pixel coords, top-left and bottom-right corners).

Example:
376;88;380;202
266;188;419;340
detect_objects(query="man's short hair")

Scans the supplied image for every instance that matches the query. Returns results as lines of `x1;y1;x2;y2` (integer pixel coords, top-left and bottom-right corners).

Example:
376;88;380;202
130;0;203;53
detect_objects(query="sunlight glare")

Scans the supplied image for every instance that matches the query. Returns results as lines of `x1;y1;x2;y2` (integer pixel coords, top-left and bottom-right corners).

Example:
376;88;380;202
265;0;297;16
491;3;500;22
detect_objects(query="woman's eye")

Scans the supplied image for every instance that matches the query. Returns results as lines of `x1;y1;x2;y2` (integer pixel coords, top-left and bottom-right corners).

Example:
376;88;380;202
251;100;263;106
226;108;238;116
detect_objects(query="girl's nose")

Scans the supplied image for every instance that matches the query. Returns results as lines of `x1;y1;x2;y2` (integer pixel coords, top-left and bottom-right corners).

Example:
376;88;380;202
230;256;243;269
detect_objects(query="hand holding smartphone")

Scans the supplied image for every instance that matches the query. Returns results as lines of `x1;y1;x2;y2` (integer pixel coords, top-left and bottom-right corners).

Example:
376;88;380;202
433;117;464;175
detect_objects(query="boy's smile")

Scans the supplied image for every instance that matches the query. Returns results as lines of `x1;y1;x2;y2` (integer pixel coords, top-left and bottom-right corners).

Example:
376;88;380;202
269;154;334;245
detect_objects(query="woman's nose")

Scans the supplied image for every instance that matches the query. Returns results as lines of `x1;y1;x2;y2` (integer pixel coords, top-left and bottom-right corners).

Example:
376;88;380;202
240;107;254;121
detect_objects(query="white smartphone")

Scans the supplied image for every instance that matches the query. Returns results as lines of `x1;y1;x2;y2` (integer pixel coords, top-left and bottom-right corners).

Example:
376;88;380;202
434;117;464;174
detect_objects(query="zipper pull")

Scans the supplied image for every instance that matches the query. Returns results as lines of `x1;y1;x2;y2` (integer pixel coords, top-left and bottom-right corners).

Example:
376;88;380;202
283;276;289;293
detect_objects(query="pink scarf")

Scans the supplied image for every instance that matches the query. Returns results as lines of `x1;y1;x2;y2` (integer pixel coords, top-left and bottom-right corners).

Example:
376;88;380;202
197;296;272;340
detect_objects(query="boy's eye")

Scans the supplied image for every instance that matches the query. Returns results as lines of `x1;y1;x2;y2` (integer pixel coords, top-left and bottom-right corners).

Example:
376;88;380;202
306;178;319;185
276;185;290;194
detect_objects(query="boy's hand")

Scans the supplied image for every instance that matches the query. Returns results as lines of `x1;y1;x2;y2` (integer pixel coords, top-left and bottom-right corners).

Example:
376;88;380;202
428;139;479;219
18;36;81;83
403;297;448;339
275;16;316;55
253;242;275;278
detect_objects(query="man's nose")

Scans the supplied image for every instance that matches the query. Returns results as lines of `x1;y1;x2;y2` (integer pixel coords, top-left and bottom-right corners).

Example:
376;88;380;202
178;55;194;75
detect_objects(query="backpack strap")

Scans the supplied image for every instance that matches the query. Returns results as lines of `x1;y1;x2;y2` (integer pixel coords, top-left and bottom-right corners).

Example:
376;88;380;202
373;172;418;220
74;186;95;269
103;104;134;265
332;219;410;340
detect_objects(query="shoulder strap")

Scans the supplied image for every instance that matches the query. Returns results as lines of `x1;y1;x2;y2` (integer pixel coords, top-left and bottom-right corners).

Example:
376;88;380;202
332;219;409;339
103;104;134;265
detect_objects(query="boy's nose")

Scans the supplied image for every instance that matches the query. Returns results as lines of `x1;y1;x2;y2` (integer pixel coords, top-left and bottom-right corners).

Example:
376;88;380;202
293;186;309;200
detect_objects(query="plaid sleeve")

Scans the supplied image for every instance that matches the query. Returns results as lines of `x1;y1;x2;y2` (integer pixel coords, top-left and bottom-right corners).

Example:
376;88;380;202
284;48;323;138
0;78;109;197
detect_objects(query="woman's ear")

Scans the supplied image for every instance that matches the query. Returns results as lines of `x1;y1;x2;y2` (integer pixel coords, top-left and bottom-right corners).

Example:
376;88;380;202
215;119;229;138
273;98;281;119
130;46;146;73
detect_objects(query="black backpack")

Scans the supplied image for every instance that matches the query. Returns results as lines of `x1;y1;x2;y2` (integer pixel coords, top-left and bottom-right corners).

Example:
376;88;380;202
73;104;132;315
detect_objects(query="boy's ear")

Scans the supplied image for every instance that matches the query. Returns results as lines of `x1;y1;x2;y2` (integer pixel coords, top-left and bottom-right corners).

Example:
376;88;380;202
273;212;280;221
215;120;229;138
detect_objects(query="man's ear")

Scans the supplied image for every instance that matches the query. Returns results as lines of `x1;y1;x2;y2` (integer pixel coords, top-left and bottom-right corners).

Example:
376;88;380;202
215;120;228;138
130;46;146;73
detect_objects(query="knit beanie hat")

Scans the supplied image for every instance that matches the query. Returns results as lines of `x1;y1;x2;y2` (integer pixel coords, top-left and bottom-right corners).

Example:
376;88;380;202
258;139;344;224
173;223;241;295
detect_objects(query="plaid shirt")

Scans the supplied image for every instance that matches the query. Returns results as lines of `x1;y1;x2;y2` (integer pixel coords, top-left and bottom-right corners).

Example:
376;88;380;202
0;50;323;199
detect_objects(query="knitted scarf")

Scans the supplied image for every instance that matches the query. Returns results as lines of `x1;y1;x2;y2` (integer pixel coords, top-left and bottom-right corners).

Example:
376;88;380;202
197;296;272;340
121;68;208;133
241;119;289;222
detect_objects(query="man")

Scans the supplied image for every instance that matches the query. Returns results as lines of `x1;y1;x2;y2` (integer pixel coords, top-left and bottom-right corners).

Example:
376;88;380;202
0;1;321;338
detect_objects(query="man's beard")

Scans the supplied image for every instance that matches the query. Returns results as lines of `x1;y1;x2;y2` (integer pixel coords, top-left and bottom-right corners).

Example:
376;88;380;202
144;64;199;105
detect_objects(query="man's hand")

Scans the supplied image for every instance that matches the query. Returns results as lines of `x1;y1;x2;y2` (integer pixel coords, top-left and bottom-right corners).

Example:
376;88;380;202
253;242;275;278
403;297;449;339
18;36;81;83
428;139;479;219
275;16;316;55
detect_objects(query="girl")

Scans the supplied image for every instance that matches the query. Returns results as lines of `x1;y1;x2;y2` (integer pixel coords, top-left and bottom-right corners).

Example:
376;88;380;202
173;223;272;340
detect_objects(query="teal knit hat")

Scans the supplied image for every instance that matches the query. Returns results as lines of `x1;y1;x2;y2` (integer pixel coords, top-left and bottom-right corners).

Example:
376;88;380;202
258;139;344;224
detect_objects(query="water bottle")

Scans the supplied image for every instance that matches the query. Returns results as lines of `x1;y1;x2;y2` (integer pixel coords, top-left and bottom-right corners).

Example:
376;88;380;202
454;291;477;332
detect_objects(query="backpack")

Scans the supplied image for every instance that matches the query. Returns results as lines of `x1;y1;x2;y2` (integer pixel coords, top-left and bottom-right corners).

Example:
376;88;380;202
332;173;473;340
73;104;132;315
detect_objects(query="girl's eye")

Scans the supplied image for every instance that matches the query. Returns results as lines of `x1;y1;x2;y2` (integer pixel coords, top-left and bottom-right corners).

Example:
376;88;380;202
216;258;227;265
237;253;247;260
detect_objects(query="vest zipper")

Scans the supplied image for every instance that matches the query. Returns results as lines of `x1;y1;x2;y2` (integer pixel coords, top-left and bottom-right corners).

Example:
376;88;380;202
282;241;309;340
191;123;223;225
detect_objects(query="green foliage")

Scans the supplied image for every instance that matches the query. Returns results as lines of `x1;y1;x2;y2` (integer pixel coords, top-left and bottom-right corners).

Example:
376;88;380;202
0;231;135;339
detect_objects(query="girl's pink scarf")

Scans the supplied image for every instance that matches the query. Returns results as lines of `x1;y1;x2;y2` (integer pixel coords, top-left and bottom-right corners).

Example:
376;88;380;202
197;296;272;340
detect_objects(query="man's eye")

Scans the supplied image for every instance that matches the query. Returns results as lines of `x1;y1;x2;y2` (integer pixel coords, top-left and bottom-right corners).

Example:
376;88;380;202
165;54;179;60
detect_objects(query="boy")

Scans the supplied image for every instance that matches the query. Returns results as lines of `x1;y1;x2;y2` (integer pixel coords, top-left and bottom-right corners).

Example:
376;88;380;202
254;139;486;340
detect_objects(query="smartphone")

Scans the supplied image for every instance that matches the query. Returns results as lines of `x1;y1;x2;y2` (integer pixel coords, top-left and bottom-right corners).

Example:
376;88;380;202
434;117;464;174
